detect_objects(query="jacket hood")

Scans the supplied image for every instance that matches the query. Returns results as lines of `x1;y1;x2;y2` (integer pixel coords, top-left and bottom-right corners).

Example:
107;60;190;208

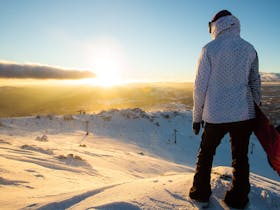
210;15;240;40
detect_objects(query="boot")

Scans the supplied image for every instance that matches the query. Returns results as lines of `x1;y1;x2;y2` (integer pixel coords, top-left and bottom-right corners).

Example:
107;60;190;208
224;189;249;209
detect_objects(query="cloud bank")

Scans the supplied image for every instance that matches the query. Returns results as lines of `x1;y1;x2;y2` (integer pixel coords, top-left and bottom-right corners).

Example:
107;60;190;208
0;61;95;79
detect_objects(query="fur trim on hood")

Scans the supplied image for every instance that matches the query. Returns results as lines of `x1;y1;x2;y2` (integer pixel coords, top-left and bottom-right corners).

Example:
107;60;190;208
210;15;240;40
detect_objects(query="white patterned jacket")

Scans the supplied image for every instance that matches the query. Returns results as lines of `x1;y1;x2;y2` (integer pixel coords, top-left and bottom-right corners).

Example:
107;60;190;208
193;15;261;123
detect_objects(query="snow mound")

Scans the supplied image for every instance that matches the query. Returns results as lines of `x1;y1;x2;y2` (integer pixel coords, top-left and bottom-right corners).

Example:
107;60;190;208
210;167;280;210
35;134;48;142
0;139;11;145
20;145;53;155
97;108;151;120
0;177;29;186
86;202;141;210
56;153;91;167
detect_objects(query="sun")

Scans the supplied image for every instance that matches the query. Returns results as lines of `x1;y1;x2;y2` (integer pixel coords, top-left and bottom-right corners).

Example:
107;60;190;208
86;37;126;87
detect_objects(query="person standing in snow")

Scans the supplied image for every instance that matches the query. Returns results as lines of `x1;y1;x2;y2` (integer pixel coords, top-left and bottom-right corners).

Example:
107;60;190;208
189;10;261;209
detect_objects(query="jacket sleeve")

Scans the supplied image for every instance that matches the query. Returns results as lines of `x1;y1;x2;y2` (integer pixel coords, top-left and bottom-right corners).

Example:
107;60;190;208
193;47;211;123
249;52;261;105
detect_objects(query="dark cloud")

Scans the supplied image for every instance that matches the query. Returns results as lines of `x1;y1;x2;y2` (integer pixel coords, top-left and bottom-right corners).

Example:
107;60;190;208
0;62;95;79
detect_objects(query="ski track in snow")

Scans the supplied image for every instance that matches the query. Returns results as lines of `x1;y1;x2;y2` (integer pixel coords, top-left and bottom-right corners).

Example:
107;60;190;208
0;109;279;210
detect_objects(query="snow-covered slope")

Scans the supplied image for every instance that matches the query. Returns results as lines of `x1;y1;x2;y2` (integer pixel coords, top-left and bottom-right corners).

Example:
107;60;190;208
0;109;279;209
260;72;280;82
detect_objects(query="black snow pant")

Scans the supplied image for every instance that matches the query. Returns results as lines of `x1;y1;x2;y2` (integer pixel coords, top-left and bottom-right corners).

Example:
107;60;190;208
189;119;254;202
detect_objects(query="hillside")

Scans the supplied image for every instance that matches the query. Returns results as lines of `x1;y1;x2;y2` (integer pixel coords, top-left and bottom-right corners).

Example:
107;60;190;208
260;72;280;82
0;109;279;209
0;81;279;122
0;83;193;117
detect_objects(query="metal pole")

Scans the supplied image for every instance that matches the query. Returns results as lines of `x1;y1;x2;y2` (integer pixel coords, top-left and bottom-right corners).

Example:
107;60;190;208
174;129;177;144
85;121;89;135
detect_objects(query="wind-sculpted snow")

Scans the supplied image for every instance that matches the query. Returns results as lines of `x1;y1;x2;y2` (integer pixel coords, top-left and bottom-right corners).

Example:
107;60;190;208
0;108;279;180
0;109;279;209
20;144;54;155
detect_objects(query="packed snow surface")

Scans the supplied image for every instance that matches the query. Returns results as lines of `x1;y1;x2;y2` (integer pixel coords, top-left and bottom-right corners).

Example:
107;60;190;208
0;108;279;209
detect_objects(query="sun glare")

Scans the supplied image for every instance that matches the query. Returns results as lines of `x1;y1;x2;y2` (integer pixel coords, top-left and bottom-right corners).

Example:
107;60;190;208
86;37;126;87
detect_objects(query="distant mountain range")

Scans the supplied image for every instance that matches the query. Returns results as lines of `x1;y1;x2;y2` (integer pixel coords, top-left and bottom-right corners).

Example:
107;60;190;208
260;72;280;82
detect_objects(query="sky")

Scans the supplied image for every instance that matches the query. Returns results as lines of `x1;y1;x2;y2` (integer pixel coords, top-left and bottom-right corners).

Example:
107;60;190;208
0;0;279;83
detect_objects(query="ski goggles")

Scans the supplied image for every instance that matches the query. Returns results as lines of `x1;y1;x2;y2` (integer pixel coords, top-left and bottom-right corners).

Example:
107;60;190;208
208;21;212;34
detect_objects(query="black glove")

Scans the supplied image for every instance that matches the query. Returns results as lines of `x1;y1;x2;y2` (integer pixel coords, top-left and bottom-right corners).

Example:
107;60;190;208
192;121;204;135
192;122;200;135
